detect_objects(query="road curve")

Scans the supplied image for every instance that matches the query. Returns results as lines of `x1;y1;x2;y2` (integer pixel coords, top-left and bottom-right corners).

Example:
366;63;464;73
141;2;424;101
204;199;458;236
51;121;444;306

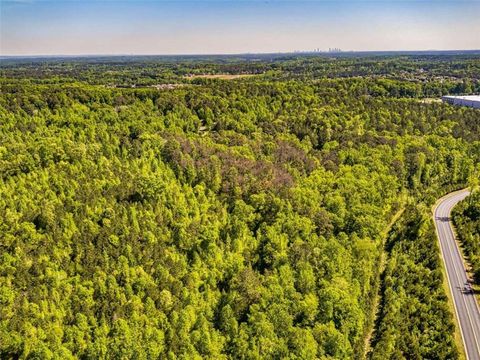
434;189;480;360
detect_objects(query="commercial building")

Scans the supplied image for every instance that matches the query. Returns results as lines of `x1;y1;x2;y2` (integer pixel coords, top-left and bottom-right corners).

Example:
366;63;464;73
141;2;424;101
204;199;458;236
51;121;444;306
442;95;480;109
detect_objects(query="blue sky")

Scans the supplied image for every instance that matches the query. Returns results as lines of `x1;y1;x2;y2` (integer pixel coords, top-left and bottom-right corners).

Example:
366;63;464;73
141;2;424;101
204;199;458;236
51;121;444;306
1;0;479;55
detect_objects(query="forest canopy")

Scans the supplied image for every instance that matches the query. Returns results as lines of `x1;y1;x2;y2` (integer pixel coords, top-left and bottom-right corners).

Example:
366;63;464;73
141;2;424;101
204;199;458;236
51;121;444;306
0;54;479;359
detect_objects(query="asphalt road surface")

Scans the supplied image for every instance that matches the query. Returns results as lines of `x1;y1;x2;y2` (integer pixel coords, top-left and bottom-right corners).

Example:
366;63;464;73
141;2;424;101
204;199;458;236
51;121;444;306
434;189;480;360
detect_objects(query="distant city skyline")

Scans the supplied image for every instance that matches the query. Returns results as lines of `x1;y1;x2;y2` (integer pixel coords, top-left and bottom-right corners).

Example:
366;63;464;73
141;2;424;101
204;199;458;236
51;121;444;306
1;0;479;56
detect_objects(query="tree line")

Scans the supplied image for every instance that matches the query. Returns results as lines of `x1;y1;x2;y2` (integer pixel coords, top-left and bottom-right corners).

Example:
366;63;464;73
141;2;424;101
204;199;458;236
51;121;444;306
1;56;479;359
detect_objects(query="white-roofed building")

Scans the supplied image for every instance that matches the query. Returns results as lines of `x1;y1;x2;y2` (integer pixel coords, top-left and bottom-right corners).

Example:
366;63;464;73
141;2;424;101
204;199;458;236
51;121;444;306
442;95;480;109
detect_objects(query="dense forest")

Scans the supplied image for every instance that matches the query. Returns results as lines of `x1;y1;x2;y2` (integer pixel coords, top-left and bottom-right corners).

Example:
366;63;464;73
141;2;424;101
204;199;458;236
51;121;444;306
0;54;479;359
370;206;458;359
453;191;480;286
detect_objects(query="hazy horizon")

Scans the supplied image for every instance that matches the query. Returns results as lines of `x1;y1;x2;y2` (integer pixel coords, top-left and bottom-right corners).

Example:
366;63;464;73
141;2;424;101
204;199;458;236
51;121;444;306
2;49;480;58
1;0;480;56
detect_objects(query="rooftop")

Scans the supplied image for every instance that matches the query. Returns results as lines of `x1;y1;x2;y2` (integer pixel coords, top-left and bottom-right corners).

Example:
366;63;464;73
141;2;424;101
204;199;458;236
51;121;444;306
442;95;480;101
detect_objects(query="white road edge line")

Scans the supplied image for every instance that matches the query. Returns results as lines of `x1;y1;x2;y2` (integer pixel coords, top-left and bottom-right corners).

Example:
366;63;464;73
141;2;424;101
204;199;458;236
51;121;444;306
444;197;480;317
441;200;480;356
433;190;469;360
442;196;480;356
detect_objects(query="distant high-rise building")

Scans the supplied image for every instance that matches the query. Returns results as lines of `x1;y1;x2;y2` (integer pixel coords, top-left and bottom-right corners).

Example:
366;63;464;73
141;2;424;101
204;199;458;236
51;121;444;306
328;48;342;53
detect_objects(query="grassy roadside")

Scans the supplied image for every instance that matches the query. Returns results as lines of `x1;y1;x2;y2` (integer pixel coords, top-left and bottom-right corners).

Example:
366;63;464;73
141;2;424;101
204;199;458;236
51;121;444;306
435;228;467;360
451;215;480;306
367;203;459;359
362;189;469;359
451;187;480;306
432;189;469;360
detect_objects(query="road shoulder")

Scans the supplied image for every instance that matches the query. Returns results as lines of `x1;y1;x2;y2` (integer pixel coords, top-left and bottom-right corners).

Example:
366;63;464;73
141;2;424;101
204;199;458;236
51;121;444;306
432;189;470;360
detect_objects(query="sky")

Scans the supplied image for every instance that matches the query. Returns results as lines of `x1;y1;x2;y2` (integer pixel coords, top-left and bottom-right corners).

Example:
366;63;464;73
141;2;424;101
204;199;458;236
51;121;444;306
1;0;479;56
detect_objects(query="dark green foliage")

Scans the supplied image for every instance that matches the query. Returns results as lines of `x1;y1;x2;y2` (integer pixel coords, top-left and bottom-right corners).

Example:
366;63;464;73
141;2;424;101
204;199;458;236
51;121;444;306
370;206;458;360
453;192;480;283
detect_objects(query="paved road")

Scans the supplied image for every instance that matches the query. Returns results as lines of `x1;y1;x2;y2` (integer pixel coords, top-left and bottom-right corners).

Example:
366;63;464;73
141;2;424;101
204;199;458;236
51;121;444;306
434;189;480;360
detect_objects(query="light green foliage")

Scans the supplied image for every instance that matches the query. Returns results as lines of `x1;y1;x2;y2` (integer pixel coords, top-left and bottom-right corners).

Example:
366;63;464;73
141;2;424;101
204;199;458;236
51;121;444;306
370;207;458;360
0;56;479;359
